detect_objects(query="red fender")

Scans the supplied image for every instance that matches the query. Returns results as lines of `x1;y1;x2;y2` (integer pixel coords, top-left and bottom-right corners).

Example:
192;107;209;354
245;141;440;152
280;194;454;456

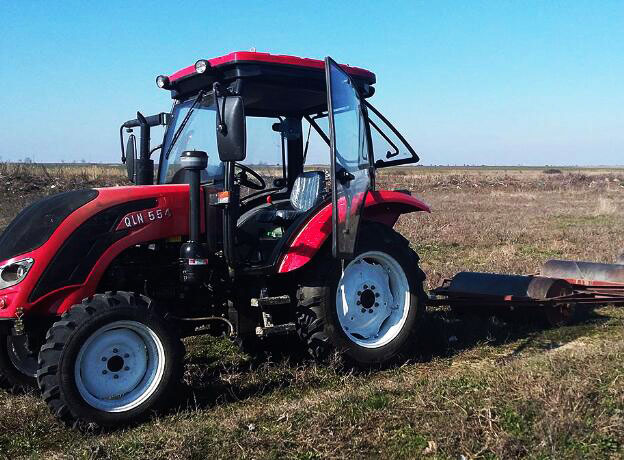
277;190;430;273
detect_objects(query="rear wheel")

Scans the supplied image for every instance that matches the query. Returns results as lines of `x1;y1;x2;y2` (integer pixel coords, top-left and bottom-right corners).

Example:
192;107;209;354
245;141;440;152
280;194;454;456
296;224;427;366
37;292;184;429
0;333;38;392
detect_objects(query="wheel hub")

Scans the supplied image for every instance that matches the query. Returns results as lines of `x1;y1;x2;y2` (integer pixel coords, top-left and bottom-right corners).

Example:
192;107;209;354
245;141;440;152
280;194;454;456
359;289;376;309
337;258;395;341
74;321;165;412
336;251;411;349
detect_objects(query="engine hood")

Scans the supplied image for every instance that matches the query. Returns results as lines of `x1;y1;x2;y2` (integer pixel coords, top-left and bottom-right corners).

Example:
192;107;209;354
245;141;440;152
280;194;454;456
0;189;99;262
0;184;191;317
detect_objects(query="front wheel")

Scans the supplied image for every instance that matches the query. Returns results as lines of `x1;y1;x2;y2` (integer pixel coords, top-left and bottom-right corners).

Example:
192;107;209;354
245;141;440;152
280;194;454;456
0;333;39;392
296;223;427;366
37;292;184;429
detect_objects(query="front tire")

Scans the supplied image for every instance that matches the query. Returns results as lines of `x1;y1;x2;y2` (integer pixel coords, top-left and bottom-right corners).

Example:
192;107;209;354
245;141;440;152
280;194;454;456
37;292;184;429
296;223;427;366
0;333;38;392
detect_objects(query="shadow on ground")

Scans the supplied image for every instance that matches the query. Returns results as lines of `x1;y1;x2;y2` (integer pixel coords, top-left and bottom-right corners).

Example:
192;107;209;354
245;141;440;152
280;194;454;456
173;306;610;414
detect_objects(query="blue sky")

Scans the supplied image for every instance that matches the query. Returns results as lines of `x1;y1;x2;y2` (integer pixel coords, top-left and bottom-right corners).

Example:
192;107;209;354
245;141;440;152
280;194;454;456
0;0;622;166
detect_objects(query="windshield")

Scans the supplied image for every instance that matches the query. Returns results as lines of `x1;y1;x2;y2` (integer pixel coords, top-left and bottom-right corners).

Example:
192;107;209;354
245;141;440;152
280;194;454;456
158;95;224;184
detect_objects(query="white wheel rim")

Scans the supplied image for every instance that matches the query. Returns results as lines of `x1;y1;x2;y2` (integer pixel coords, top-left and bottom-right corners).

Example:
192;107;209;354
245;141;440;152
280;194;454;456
74;320;165;413
336;251;411;348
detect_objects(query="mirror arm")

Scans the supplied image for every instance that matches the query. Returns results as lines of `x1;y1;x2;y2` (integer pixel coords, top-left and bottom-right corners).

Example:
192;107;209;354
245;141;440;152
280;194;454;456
213;82;228;135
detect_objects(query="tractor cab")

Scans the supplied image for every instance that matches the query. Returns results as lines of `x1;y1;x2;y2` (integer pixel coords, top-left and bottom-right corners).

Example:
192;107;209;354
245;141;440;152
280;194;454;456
122;52;420;271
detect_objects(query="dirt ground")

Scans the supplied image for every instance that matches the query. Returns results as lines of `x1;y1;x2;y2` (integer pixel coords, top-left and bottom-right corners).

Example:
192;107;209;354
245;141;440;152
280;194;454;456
0;164;623;459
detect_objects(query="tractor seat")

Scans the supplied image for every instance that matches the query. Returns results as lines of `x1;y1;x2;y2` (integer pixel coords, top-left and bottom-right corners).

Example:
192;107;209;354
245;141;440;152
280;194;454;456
259;171;326;224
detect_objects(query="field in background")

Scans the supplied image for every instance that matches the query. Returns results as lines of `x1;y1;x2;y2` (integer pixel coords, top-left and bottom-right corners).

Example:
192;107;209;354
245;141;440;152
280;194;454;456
1;163;623;458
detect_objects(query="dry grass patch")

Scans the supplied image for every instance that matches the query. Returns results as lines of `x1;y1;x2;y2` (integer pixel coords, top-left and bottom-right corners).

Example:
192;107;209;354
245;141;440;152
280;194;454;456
0;166;623;458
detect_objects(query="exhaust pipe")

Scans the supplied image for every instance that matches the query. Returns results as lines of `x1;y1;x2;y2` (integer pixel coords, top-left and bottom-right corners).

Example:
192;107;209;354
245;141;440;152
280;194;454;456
179;150;208;284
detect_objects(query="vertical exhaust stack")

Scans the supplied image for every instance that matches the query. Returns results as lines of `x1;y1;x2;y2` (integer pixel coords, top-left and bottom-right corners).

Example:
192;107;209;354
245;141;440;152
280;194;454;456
179;150;208;284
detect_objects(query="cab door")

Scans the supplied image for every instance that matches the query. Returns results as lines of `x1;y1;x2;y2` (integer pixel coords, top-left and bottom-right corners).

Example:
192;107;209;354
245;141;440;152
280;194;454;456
325;57;372;259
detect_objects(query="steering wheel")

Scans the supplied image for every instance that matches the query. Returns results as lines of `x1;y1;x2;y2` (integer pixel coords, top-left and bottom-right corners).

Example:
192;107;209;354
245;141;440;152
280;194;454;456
234;162;266;190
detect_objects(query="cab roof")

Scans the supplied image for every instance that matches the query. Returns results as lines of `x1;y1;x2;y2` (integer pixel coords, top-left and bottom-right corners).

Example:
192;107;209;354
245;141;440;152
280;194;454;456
168;51;375;84
162;51;376;116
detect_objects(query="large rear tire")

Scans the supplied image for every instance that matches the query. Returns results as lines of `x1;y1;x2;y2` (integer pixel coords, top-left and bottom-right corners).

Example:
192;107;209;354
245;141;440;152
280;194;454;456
37;292;184;429
296;223;427;366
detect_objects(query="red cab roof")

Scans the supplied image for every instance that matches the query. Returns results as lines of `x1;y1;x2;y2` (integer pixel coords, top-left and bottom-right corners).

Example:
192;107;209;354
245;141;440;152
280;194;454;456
168;51;376;83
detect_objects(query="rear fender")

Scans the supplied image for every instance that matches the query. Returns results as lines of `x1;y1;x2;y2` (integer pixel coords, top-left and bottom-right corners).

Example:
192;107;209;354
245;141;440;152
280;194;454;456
277;190;430;273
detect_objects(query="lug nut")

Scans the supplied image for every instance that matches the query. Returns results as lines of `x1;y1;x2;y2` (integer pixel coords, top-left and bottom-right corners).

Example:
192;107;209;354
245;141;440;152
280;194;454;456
357;291;362;296
124;366;129;371
102;370;107;375
375;293;380;298
371;285;376;290
357;300;361;305
363;284;368;289
368;309;374;313
113;374;119;379
101;357;107;361
375;302;379;307
361;308;366;313
113;348;118;354
124;353;130;358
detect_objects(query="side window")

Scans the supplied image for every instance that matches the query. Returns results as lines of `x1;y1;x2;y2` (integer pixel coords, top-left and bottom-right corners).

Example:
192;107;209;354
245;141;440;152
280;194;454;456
302;114;330;166
244;116;283;170
241;116;284;195
366;102;419;167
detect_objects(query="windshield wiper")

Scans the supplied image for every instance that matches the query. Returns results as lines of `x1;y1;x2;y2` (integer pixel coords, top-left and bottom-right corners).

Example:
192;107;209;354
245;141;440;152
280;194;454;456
164;90;205;160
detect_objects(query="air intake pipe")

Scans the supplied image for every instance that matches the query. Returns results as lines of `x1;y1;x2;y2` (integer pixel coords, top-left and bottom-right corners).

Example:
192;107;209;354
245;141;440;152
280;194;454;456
179;150;208;284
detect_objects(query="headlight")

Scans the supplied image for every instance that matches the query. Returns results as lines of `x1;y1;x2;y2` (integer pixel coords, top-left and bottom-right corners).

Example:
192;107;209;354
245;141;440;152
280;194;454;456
194;59;210;74
156;75;170;89
0;258;34;290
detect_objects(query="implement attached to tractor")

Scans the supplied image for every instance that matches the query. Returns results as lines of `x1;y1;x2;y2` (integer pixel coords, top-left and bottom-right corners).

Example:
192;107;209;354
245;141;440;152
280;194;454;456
430;259;624;326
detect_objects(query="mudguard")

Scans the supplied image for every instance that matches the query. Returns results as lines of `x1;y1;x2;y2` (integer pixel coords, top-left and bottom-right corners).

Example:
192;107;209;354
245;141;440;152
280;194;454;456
277;190;430;273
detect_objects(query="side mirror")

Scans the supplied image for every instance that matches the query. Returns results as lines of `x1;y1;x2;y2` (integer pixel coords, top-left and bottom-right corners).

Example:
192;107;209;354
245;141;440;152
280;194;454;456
126;134;136;182
216;96;246;162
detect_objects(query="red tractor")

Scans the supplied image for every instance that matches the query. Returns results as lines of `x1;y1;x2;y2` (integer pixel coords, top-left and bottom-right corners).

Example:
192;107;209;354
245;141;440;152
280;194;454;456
0;52;430;428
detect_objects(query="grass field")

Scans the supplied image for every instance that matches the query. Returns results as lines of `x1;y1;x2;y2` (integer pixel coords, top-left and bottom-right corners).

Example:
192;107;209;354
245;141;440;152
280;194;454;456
0;163;623;459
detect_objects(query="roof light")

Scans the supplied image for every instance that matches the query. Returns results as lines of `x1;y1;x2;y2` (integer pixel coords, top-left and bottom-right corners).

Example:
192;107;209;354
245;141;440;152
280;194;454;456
156;75;170;89
195;59;210;74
